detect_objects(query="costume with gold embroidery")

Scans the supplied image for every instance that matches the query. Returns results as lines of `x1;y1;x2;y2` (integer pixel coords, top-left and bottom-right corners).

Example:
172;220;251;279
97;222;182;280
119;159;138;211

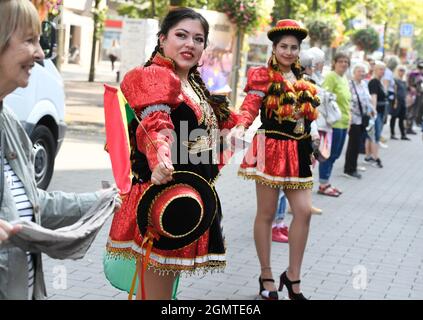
238;63;320;189
105;54;238;275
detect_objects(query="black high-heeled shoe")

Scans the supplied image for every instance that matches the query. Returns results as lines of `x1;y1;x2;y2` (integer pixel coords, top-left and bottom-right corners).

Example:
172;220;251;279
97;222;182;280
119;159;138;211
279;271;307;300
259;277;279;300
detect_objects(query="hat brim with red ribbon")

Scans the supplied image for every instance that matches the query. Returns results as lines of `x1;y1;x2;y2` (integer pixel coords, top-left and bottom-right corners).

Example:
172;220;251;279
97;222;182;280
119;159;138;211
267;19;308;42
136;171;217;250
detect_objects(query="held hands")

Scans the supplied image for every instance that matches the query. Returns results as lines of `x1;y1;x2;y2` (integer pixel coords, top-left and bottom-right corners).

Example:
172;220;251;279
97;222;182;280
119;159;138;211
0;219;22;245
99;183;123;213
114;194;122;212
151;162;174;185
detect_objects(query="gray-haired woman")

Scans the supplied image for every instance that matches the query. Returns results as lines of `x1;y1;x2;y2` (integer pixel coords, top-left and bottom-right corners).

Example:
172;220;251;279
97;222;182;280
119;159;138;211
0;0;121;299
343;63;374;178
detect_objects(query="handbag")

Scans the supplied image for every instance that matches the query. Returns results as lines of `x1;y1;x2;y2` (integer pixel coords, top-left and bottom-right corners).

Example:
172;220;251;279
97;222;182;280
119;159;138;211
313;131;330;162
351;80;370;129
325;92;342;125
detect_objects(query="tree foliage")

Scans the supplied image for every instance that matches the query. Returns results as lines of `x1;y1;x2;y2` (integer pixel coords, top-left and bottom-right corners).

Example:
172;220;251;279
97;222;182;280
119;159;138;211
113;0;423;55
305;15;337;47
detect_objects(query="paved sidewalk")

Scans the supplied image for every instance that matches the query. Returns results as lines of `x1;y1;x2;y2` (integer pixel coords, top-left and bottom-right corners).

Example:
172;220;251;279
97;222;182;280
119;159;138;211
44;121;423;300
44;61;423;300
61;61;119;135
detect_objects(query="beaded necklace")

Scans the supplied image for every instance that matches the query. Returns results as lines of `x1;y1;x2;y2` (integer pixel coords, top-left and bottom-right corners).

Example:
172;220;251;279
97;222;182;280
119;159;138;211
181;77;219;163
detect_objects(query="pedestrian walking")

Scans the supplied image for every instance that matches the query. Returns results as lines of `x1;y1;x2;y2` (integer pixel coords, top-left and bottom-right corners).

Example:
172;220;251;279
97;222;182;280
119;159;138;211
107;40;120;71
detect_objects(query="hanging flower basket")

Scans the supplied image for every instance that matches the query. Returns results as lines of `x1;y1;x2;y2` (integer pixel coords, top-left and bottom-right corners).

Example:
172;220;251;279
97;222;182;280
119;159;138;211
352;28;380;53
217;0;260;33
305;17;336;47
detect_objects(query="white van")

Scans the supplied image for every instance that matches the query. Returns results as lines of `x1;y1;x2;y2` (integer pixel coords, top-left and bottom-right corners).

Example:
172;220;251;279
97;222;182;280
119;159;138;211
4;22;66;190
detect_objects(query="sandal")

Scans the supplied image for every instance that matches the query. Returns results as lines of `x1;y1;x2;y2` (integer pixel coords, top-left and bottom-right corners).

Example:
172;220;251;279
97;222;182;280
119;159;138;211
332;186;343;194
317;184;340;197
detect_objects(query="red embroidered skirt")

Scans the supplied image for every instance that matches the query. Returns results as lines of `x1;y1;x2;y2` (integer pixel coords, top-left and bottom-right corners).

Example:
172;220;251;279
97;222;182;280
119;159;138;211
238;132;314;189
105;182;226;275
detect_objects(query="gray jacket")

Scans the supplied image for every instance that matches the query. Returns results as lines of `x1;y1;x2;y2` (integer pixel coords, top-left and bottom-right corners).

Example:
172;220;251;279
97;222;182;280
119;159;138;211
0;105;99;300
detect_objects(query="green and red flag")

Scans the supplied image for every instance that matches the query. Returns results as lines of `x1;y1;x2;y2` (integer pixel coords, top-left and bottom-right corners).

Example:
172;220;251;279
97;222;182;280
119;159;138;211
103;84;135;195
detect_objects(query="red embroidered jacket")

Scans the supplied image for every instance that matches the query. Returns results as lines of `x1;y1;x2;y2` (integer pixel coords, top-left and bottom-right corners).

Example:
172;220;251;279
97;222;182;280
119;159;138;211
120;54;238;172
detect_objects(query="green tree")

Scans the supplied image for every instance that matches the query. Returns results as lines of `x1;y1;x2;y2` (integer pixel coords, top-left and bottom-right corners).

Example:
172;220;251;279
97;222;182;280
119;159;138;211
117;0;211;19
89;0;107;82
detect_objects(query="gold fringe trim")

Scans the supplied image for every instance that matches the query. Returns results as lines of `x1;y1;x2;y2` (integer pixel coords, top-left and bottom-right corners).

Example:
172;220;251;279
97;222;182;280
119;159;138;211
105;246;138;260
147;260;226;277
262;130;310;140
105;246;226;277
238;171;313;190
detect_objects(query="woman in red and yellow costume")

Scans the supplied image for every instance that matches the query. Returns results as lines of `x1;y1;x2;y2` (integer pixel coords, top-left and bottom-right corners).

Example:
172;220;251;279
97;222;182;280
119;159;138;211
105;8;238;300
232;19;319;300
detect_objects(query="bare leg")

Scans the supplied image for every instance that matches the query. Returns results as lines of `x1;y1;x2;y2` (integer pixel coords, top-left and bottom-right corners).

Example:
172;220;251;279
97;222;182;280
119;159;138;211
284;188;312;294
136;267;177;300
370;141;379;160
254;182;280;291
365;139;371;158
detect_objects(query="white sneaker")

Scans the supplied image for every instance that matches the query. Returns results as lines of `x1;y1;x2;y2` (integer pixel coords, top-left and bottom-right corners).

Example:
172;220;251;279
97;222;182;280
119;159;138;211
357;166;367;172
379;141;388;149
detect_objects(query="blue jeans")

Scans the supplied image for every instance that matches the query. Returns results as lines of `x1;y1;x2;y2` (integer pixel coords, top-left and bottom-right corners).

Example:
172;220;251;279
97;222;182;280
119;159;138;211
275;190;286;222
319;128;348;184
374;112;384;143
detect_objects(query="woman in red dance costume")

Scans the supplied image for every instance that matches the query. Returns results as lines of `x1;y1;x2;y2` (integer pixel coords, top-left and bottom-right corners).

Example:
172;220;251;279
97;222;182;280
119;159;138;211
105;8;238;300
231;19;319;300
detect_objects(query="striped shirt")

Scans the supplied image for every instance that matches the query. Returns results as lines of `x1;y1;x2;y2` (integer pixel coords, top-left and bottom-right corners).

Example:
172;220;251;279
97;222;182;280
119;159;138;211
2;153;34;299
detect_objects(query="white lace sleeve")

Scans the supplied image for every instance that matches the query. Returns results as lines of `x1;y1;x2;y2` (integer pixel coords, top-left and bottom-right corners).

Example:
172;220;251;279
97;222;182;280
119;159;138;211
247;90;265;98
140;104;171;120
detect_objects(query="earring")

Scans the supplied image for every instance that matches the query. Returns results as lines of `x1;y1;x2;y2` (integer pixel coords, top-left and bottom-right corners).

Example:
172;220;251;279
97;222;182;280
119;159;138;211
294;57;301;70
271;53;279;71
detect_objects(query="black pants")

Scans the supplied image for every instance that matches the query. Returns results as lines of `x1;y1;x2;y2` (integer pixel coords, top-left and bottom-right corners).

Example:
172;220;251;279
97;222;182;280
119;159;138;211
390;106;406;137
344;124;364;174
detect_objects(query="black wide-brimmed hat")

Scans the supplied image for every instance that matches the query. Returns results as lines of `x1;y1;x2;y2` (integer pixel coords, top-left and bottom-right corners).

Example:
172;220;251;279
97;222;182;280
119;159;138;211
267;19;308;42
137;171;217;250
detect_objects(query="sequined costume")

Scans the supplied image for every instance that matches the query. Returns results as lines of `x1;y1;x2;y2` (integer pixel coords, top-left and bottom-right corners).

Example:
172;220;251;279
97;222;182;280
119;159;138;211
105;54;238;275
238;64;320;189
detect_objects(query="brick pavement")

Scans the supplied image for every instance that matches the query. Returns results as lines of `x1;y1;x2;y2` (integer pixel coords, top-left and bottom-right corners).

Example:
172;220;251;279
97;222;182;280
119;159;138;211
45;123;423;300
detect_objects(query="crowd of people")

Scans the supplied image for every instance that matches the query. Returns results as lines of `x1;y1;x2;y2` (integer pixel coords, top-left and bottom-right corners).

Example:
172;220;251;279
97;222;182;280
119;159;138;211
270;46;423;236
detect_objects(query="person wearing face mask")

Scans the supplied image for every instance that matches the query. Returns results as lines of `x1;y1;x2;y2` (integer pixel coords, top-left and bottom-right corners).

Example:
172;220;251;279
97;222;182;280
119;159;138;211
104;7;239;300
0;0;121;300
230;19;320;300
